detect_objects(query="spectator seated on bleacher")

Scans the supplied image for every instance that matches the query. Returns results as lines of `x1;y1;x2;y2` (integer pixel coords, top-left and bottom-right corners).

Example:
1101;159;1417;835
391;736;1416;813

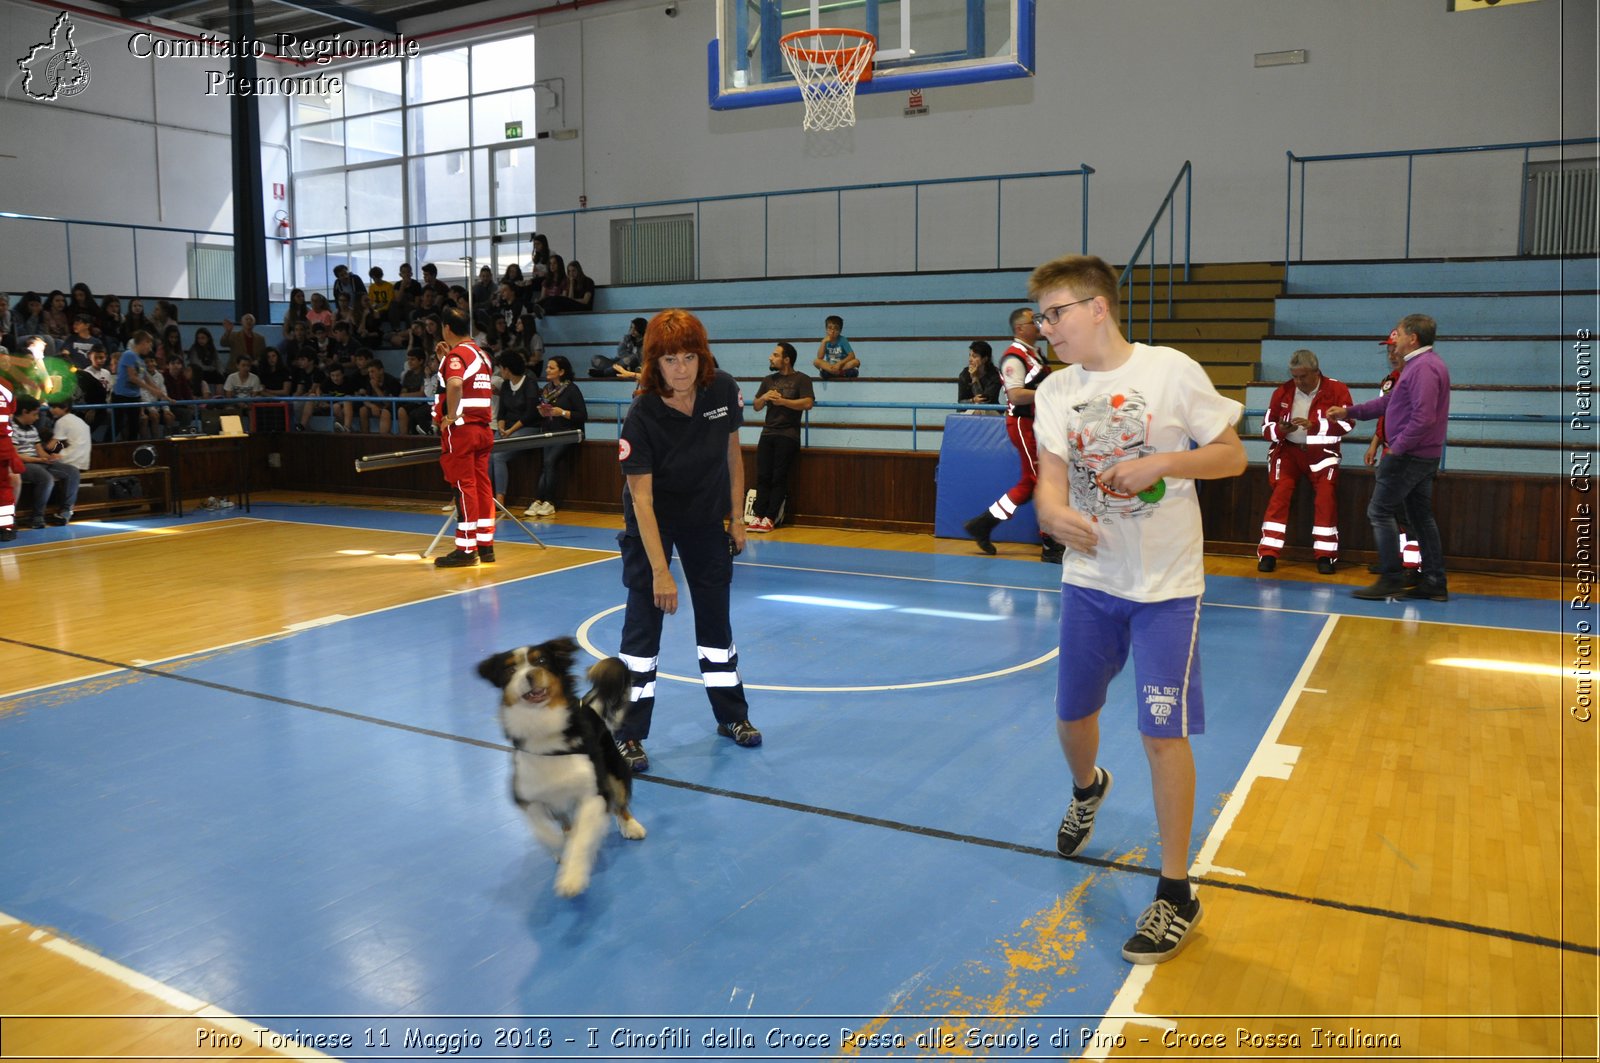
121;298;153;344
813;314;861;379
222;315;267;367
75;343;113;441
12;395;80;527
540;259;596;315
63;315;97;369
40;290;71;345
160;349;198;431
957;340;1001;408
188;327;224;388
67;283;101;328
0;294;16;345
358;360;401;434
398;351;428;436
590;317;647;379
306;292;334;329
332;264;367;310
282;287;308;330
98;295;124;340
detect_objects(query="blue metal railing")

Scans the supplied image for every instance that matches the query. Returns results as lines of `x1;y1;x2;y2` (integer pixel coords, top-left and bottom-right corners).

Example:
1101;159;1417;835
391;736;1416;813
1284;136;1600;265
2;167;1094;298
287;166;1096;291
1114;161;1192;344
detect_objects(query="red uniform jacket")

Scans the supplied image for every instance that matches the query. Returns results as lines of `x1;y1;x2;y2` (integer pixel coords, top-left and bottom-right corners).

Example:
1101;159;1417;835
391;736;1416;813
1261;376;1354;475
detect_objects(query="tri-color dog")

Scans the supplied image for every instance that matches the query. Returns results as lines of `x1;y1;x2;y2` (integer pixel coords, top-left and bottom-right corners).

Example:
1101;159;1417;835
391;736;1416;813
477;637;645;896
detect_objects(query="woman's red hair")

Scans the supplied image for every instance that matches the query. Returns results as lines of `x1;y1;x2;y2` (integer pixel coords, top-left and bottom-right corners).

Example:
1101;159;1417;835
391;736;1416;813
638;309;716;397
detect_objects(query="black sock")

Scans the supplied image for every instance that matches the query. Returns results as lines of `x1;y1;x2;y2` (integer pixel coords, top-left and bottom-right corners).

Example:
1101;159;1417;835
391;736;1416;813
1156;875;1192;906
1072;768;1102;801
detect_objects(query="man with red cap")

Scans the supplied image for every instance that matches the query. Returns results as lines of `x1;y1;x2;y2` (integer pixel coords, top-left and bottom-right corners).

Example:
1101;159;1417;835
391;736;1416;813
1255;349;1353;574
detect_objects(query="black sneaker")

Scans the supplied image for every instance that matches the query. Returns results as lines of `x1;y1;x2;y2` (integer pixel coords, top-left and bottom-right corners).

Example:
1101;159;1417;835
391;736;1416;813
1056;766;1113;858
1121;895;1203;964
477;545;496;563
46;511;72;526
433;549;479;568
717;720;763;747
25;515;44;530
0;527;14;542
1405;580;1448;602
616;739;649;773
1352;576;1407;600
1316;557;1335;575
1256;556;1276;572
963;513;999;556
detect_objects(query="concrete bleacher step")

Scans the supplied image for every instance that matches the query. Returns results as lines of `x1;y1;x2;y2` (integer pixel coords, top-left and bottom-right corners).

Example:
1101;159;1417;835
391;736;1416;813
1285;256;1599;295
1123;262;1285;283
1272;291;1593;336
1259;336;1565;386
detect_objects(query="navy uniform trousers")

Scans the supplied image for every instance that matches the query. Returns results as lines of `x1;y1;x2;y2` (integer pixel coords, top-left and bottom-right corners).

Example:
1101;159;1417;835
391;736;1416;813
614;521;748;742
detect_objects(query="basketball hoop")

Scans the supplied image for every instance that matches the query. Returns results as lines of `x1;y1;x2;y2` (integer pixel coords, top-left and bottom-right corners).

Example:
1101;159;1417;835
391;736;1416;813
779;28;876;132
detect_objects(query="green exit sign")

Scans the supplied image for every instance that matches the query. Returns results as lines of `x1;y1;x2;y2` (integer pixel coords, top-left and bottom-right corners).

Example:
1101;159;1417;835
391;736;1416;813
505;121;522;139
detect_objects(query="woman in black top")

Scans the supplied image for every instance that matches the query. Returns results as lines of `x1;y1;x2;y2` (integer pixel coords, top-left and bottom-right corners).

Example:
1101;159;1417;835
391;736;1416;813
957;340;1002;406
491;350;540;508
525;355;586;516
610;309;759;774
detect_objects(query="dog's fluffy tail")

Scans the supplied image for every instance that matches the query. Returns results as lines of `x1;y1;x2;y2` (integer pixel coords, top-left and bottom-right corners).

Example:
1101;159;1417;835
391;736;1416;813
585;657;631;733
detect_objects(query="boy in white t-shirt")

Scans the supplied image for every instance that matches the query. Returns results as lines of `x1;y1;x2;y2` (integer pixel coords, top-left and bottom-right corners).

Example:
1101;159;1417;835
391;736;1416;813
1030;254;1245;965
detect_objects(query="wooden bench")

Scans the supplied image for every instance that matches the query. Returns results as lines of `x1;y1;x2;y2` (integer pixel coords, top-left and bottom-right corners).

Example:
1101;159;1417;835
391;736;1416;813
49;465;173;520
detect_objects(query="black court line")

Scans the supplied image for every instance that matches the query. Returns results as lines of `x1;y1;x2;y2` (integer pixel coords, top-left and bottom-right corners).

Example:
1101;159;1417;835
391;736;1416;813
5;634;1596;960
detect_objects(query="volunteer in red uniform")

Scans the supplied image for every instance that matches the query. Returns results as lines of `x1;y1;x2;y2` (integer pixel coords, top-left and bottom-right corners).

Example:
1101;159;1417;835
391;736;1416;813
963;307;1063;562
1255;348;1353;574
433;307;495;568
0;344;21;542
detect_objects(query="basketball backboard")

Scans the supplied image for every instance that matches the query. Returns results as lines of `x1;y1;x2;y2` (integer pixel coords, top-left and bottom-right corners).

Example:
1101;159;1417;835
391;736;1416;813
710;0;1033;111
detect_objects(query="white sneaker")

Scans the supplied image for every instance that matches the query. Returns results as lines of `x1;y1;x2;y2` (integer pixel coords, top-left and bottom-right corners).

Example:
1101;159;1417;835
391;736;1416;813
523;501;542;517
537;501;556;517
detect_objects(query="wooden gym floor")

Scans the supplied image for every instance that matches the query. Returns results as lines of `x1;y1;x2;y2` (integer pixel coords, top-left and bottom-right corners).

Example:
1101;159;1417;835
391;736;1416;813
0;495;1592;1061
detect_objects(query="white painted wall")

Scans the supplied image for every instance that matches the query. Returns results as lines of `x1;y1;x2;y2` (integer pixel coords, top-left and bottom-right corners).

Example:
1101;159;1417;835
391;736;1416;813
0;0;1592;297
0;0;289;297
534;0;1596;279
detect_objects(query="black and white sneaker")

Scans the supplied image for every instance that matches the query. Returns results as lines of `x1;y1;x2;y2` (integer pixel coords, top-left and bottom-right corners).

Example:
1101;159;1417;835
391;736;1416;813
1056;766;1112;858
1121;894;1202;964
616;739;649;773
717;720;763;747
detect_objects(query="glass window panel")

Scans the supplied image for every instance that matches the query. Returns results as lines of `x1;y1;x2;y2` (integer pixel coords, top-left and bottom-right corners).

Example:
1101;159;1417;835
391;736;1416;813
294;88;340;124
344;61;401;116
348;164;403;236
347;111;404;163
409;152;473;231
407;99;471;155
472;88;539;147
408;46;468;103
292;120;346;171
471;35;535;95
294;172;347;236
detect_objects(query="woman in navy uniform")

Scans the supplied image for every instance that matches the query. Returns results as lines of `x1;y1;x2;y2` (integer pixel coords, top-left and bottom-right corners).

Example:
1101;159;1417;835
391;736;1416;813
612;309;761;773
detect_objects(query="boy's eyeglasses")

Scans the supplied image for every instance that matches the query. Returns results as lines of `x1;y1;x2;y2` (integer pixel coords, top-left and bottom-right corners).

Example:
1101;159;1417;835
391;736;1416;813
1033;298;1095;327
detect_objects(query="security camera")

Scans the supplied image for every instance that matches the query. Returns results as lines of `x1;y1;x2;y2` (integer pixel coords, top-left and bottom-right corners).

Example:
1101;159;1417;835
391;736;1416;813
665;3;678;16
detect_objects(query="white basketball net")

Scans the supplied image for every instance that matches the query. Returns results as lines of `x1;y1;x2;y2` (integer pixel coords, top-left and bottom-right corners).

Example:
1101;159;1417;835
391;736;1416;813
780;31;875;132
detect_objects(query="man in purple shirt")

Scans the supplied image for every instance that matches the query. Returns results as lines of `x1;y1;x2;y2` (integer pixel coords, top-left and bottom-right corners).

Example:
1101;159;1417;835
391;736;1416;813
1328;314;1451;602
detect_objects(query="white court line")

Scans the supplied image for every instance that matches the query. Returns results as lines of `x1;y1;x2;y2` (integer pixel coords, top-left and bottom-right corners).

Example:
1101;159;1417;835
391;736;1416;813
575;603;1058;692
1078;613;1340;1061
0;523;622;703
0;909;335;1061
0;518;265;560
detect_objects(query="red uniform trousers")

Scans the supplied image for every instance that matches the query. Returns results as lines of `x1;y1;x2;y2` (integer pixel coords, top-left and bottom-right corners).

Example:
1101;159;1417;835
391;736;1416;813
989;414;1040;519
1258;444;1340;560
440;422;494;553
0;440;20;532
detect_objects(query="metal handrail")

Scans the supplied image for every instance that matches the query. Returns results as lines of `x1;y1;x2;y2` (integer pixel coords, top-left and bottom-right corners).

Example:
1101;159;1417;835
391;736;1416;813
287;166;1097;290
1113;161;1192;344
0;211;233;301
1283;136;1600;264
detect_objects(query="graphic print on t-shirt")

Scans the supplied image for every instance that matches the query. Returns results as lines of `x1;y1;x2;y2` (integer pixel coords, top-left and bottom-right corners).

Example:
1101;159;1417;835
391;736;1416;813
1068;390;1160;521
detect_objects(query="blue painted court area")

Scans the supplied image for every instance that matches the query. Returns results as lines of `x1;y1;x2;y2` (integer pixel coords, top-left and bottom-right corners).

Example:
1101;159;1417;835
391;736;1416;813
0;506;1556;1052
